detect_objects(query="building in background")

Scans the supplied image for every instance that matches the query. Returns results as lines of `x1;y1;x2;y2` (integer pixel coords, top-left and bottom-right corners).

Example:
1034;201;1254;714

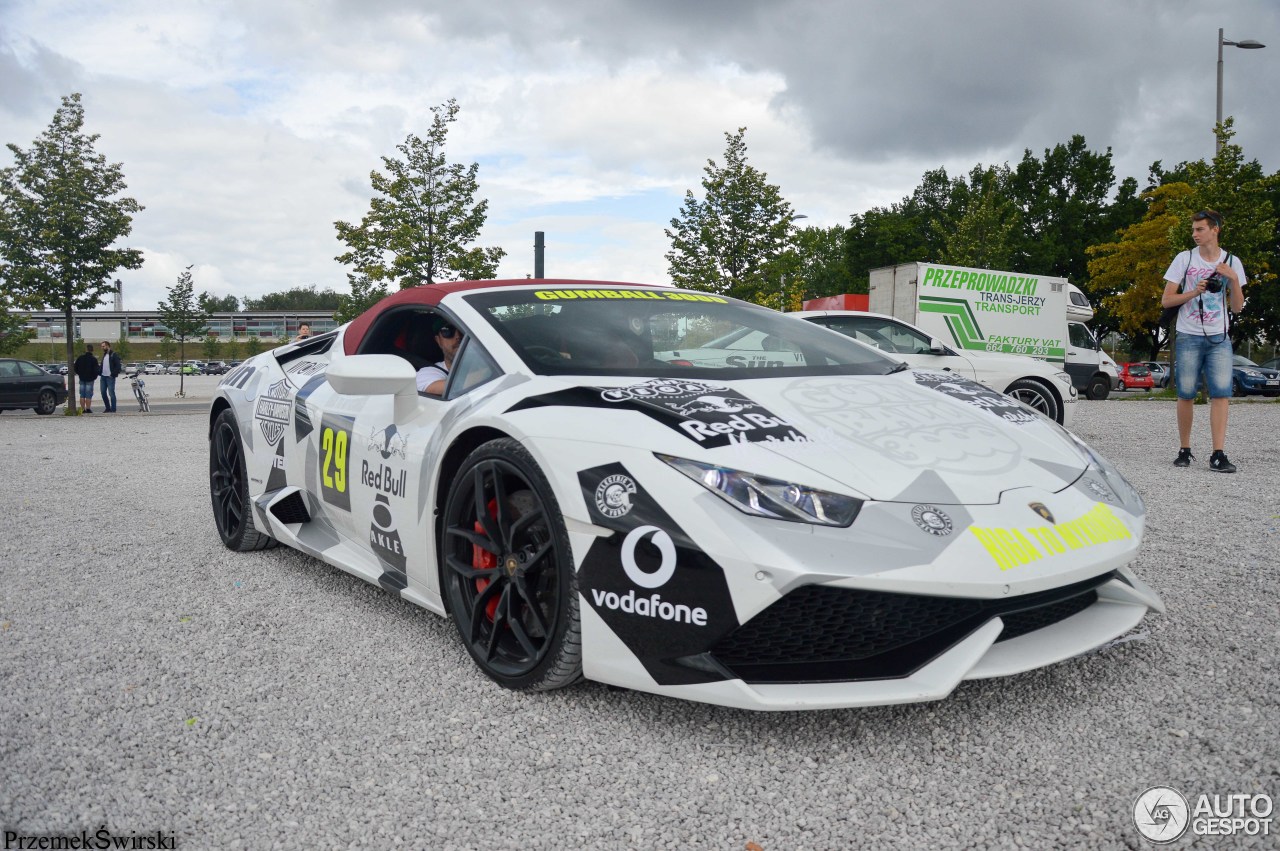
9;310;339;343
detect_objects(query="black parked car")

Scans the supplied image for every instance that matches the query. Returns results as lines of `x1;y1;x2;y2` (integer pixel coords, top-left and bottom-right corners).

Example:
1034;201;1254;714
0;358;69;415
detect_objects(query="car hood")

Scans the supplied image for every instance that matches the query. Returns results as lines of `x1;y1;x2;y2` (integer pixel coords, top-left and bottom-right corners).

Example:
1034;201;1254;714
515;369;1090;505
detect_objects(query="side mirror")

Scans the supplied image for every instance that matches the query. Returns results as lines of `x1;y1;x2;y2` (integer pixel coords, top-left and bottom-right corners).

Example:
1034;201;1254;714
328;354;420;419
928;337;946;355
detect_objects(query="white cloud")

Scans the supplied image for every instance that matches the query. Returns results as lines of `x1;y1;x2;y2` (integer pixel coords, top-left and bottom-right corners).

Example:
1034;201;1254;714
3;0;1277;314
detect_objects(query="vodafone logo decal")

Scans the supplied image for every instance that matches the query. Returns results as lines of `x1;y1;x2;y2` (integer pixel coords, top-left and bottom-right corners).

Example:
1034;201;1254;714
621;526;676;588
588;524;709;627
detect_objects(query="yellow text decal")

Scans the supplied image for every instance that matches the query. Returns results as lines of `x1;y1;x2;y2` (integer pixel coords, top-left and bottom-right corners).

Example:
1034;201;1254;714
969;503;1132;571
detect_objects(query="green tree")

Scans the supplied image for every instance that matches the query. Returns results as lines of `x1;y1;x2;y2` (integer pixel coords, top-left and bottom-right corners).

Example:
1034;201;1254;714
202;333;221;361
198;291;239;312
335;273;390;324
0;93;144;409
157;265;209;396
1009;135;1133;282
665;128;795;300
844;167;964;288
113;331;131;362
242;285;342;311
1089;183;1193;359
0;290;34;355
936;166;1021;269
335;99;505;289
243;336;262;357
787;225;859;301
157;335;175;361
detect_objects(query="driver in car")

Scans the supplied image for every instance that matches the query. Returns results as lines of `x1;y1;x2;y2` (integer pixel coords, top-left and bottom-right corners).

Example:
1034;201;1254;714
416;317;461;395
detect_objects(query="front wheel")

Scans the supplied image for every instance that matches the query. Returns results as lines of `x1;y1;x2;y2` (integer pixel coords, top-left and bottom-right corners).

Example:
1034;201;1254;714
209;408;277;551
1232;379;1245;398
1085;375;1111;400
441;438;582;691
1005;379;1062;423
35;389;56;415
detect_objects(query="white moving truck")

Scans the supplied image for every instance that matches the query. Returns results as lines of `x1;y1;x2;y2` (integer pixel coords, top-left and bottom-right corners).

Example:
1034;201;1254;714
869;262;1114;400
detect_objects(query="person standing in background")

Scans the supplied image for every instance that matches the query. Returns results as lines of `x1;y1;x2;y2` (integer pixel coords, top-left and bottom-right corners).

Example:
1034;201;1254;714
99;340;123;413
1161;209;1247;473
73;344;100;414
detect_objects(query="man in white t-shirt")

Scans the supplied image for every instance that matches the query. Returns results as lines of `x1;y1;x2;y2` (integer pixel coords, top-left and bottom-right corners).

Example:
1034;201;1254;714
1161;209;1246;473
415;317;462;396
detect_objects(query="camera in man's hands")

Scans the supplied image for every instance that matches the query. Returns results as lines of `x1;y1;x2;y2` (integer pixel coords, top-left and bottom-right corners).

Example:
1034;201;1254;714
1203;273;1226;294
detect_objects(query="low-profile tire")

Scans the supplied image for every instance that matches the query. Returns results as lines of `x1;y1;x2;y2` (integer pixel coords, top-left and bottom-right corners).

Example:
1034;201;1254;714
441;438;582;691
1085;375;1111;400
35;389;56;415
209;408;278;551
1232;378;1245;398
1005;379;1061;423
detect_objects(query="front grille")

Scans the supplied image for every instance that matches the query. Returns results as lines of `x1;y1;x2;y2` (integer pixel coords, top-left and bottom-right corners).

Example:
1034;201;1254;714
996;590;1097;642
710;572;1112;684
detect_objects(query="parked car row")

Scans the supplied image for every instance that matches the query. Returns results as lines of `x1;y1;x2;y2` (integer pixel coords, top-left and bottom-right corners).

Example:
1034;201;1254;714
1;358;70;414
37;360;238;378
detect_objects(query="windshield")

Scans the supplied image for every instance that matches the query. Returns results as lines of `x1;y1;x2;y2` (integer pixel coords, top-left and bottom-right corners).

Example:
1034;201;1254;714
1233;355;1259;367
464;287;900;379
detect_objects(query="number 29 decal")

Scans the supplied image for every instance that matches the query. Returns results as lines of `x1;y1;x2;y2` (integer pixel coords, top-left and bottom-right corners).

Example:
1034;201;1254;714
319;414;354;510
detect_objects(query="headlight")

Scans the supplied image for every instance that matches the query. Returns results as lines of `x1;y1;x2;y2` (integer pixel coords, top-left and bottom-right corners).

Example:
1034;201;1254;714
658;454;864;527
1242;369;1262;377
1053;371;1073;386
1064;432;1144;514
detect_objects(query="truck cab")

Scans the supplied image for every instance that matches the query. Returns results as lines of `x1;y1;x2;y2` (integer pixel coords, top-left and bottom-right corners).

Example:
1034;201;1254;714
1065;321;1113;399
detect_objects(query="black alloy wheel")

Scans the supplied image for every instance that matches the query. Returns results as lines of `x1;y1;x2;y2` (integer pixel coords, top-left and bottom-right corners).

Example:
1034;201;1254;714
441;438;581;691
209;408;277;551
1005;379;1061;423
35;389;56;415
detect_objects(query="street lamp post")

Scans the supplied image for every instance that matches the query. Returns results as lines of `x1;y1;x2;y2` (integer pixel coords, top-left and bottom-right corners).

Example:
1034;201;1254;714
1216;28;1266;154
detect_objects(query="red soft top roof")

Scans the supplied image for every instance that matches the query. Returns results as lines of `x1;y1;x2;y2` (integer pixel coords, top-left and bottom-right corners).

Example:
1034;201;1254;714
343;279;663;354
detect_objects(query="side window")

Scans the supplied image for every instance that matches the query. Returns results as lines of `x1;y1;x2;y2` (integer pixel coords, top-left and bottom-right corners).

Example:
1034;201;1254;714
821;318;891;351
876;320;932;354
17;361;44;376
443;338;501;400
0;361;18;377
1068;323;1094;349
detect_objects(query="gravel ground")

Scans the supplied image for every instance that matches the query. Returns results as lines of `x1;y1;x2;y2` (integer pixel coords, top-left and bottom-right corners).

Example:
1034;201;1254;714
1;399;1277;850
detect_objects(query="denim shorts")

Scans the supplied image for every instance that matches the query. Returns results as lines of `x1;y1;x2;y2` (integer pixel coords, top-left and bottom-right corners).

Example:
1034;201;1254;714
78;380;94;399
1175;333;1233;399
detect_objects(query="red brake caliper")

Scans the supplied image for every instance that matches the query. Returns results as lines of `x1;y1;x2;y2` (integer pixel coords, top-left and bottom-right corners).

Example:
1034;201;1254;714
471;498;500;621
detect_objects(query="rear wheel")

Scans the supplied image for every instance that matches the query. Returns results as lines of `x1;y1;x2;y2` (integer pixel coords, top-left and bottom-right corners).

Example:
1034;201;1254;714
1232;378;1245;398
1085;375;1110;400
35;389;56;415
209;408;278;551
441;438;582;691
1005;379;1061;423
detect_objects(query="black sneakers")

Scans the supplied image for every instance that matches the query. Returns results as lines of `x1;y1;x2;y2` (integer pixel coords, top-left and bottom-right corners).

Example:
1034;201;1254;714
1174;448;1193;467
1209;451;1237;473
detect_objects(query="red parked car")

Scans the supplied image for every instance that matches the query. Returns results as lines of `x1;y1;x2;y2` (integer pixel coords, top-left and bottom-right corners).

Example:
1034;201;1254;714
1118;362;1154;391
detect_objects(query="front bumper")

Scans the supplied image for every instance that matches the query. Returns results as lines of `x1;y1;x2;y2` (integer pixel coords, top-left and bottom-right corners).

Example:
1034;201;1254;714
582;567;1160;711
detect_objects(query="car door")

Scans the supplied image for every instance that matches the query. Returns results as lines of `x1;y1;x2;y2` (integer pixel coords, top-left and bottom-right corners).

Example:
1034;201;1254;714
15;360;51;405
314;310;496;595
0;359;20;405
1064;321;1098;389
808;315;978;379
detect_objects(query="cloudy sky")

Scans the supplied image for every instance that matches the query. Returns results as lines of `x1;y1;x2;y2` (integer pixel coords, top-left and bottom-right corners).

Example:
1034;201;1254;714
2;0;1277;311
